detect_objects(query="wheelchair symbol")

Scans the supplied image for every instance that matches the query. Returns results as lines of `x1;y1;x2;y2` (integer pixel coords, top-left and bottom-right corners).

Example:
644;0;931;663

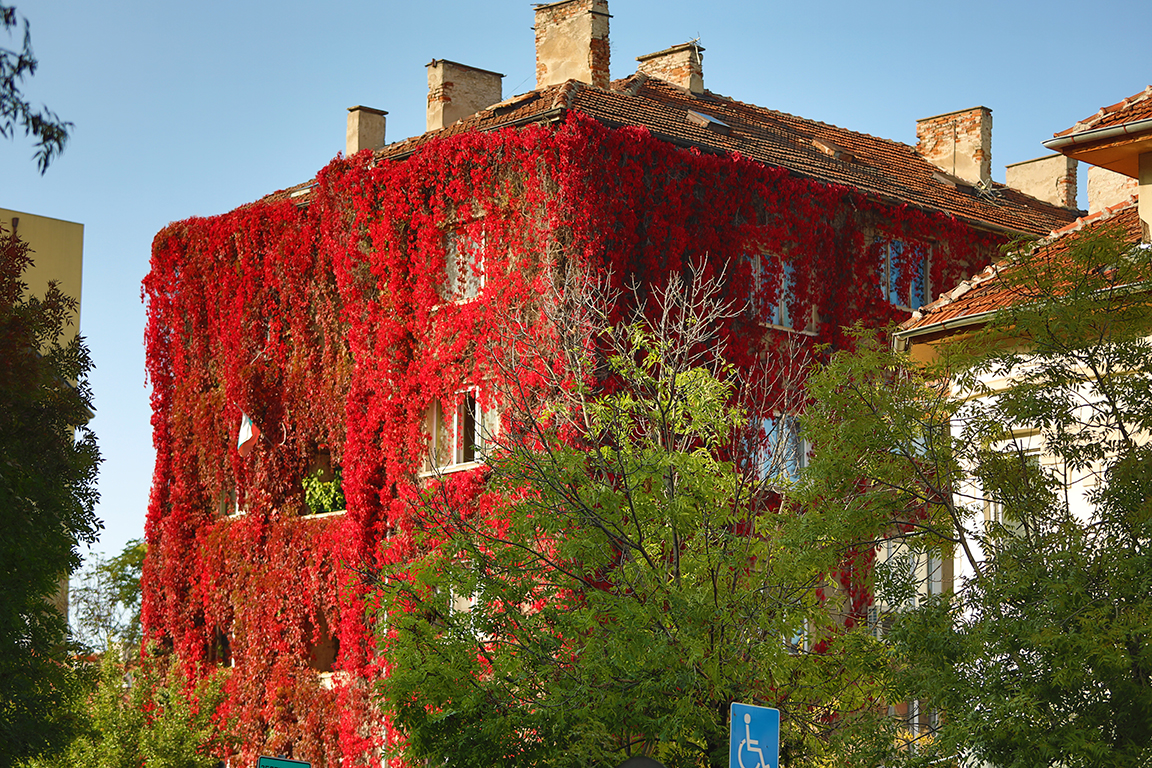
737;713;766;768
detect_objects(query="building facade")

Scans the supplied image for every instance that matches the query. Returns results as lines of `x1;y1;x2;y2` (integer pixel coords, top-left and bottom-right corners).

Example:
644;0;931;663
141;2;1079;764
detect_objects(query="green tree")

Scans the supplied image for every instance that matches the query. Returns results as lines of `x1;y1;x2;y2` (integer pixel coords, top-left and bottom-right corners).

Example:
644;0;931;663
0;223;100;765
21;651;230;768
0;3;69;171
377;270;895;768
1;4;70;172
71;539;146;661
797;227;1152;767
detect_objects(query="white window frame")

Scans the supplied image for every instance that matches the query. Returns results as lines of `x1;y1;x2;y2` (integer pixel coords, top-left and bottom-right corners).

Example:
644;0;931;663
423;388;498;475
439;226;485;304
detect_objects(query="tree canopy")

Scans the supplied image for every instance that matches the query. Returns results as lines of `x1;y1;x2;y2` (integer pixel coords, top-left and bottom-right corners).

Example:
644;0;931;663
798;227;1152;767
0;223;100;763
1;3;70;172
377;270;896;768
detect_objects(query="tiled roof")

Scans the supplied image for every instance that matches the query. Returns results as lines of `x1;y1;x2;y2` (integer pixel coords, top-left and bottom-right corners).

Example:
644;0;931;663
267;76;1081;237
1055;85;1152;137
900;201;1144;333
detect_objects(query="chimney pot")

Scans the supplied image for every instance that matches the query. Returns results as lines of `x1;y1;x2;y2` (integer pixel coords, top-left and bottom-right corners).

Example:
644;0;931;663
347;106;387;157
916;107;992;188
534;0;610;90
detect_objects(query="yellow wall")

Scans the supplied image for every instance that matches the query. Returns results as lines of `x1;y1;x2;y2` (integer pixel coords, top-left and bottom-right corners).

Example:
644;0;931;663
0;208;84;341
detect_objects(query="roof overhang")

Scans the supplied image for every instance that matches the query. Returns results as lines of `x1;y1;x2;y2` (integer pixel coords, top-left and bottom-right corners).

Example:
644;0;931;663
1043;117;1152;178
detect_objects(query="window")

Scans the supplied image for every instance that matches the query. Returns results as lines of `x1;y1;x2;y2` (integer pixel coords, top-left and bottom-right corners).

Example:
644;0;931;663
877;239;929;310
755;413;806;481
748;253;816;332
985;450;1041;537
439;228;484;302
425;389;498;473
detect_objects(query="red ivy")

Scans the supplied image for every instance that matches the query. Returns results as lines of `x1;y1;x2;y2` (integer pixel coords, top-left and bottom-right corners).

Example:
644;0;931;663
142;113;1002;765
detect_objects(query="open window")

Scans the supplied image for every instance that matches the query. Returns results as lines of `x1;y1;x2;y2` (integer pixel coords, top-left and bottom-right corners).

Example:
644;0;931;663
877;239;930;310
439;227;484;303
425;389;499;474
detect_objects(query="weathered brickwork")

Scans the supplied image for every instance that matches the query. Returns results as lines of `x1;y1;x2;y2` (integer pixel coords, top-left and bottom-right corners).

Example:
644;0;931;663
534;0;610;90
916;106;992;187
426;59;504;131
636;42;704;94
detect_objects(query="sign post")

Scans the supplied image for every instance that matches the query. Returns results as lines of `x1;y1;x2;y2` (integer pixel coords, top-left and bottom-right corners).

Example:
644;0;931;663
729;702;779;768
256;758;311;768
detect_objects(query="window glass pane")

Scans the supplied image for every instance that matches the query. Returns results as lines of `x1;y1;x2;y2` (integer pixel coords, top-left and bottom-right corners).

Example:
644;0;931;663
775;261;794;328
457;394;478;464
887;241;904;305
910;253;927;310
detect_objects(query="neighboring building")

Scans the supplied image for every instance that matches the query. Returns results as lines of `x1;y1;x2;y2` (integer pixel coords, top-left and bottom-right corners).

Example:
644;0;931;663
141;2;1079;764
892;86;1151;748
1;207;84;620
0;207;83;340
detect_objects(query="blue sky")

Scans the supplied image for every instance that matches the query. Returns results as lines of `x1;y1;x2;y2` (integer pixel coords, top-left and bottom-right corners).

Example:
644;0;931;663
2;0;1147;563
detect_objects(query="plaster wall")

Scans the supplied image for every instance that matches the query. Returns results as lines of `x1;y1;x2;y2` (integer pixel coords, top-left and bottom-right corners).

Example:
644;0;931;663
1087;165;1138;213
0;207;83;340
534;0;610;90
1005;154;1077;208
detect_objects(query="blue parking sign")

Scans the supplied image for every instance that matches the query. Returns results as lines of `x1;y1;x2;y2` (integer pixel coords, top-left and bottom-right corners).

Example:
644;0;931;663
729;702;779;768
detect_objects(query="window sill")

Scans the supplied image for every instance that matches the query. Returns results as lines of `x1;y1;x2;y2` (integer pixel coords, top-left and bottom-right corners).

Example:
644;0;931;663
759;321;818;337
418;460;484;479
303;509;347;520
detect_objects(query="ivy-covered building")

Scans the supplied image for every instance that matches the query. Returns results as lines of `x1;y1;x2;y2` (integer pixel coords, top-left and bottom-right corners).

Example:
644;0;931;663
141;1;1080;764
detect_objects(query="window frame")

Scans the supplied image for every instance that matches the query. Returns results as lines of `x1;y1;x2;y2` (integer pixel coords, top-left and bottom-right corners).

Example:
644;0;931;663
877;238;931;311
423;387;498;476
748;252;817;334
439;225;486;304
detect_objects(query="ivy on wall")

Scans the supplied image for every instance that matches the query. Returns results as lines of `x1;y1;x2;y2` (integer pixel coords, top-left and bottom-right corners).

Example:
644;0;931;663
143;112;1002;766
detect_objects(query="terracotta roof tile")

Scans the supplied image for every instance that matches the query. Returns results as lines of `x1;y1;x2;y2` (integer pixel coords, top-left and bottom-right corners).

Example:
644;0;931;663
1055;85;1152;137
900;202;1144;332
265;76;1082;237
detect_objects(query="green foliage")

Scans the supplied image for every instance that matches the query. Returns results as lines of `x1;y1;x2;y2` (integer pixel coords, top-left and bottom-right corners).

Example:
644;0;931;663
20;651;229;768
302;467;344;514
72;539;146;659
0;4;70;172
799;227;1152;767
377;275;895;768
0;224;100;763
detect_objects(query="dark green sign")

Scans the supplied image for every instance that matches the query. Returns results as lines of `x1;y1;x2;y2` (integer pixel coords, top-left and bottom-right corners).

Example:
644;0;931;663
256;758;310;768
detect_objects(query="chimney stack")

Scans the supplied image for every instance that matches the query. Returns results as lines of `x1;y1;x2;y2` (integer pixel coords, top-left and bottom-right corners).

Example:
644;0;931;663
1086;166;1138;213
1005;154;1077;208
636;42;704;94
534;0;610;90
916;107;992;188
426;60;504;132
346;106;387;157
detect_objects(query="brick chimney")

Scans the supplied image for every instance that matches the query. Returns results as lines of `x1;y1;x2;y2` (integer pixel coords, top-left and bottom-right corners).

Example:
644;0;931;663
1005;154;1077;208
346;106;387;156
636;42;704;94
534;0;610;90
916;107;992;187
426;60;504;132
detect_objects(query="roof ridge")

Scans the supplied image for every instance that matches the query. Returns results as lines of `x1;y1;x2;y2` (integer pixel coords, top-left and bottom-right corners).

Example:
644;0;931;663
1058;85;1152;136
1041;196;1138;241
